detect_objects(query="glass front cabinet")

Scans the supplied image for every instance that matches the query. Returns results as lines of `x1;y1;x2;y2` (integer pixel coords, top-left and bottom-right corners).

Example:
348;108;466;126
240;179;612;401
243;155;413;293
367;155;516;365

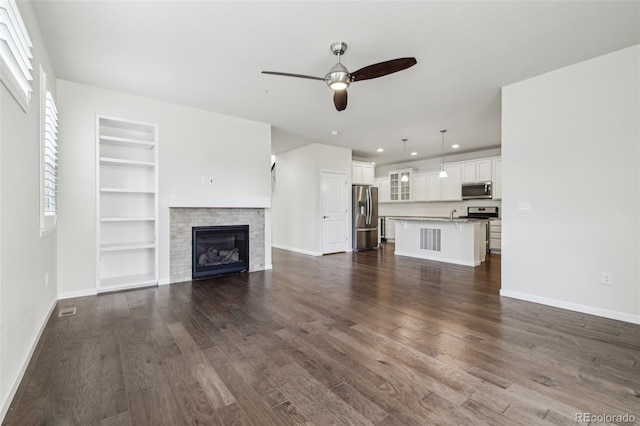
389;170;411;201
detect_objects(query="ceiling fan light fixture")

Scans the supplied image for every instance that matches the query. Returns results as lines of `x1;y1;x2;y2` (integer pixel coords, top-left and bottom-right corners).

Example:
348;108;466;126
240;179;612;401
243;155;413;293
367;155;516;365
329;81;349;90
262;42;417;111
326;63;351;91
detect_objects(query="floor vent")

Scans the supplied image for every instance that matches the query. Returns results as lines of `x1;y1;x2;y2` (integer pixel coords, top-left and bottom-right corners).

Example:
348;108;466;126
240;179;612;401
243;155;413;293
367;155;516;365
58;307;77;318
420;228;441;251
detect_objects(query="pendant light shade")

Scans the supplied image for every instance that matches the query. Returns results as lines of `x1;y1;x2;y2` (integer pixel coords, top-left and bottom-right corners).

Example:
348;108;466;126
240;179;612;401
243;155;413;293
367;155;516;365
439;130;448;178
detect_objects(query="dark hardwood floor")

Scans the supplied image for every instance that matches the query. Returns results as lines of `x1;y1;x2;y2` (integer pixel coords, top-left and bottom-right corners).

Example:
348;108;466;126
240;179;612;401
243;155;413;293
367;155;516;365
4;244;640;425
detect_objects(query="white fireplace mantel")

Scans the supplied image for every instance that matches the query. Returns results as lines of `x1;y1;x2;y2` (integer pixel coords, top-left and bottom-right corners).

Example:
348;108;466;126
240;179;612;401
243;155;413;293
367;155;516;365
168;194;271;209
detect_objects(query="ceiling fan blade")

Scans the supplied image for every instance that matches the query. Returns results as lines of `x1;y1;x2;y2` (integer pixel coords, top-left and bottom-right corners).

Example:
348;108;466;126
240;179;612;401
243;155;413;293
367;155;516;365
351;57;417;81
261;71;325;81
334;90;348;111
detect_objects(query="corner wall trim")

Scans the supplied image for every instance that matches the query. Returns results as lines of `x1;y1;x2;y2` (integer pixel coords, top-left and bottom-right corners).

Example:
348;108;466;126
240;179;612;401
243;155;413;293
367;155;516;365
1;297;58;422
500;289;640;325
271;244;322;257
158;278;171;286
58;288;98;300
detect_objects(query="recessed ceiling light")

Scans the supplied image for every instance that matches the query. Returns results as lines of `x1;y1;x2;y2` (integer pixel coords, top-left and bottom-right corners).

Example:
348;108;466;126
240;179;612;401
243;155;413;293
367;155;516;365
451;144;460;149
331;130;339;136
371;162;376;165
410;152;417;156
377;148;384;152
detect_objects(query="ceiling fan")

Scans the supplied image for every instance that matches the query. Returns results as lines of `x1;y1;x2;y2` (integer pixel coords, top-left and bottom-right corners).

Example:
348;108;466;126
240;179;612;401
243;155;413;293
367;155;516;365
262;42;417;112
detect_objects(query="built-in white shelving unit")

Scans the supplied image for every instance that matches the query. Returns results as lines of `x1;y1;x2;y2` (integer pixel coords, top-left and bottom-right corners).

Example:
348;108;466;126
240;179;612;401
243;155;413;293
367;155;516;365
96;115;159;293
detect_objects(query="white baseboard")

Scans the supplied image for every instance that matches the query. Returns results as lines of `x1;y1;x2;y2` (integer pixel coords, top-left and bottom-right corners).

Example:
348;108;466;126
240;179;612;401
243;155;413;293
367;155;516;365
264;264;273;270
158;278;171;286
271;244;322;257
58;288;98;300
1;297;57;422
500;289;640;325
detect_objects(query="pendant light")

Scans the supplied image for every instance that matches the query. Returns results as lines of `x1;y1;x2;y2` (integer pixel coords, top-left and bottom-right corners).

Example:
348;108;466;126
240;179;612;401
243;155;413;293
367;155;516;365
439;130;448;178
401;138;409;182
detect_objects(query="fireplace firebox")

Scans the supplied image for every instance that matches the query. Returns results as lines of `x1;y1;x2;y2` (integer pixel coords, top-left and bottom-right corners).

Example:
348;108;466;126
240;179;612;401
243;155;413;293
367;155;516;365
192;225;249;279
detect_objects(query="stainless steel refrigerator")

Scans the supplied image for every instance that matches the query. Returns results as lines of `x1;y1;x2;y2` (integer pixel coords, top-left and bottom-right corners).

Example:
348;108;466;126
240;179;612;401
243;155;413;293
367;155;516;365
352;185;378;250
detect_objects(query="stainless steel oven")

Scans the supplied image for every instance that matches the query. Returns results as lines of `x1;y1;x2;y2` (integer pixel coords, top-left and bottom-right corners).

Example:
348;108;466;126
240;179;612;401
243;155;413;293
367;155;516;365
457;207;499;253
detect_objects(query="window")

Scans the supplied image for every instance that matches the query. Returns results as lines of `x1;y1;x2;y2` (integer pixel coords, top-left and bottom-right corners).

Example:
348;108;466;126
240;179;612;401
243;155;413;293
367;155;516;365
0;0;34;111
40;67;58;233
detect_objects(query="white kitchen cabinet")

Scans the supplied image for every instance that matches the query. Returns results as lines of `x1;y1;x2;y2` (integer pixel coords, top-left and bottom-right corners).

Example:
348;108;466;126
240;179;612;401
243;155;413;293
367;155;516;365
377;177;390;202
492;158;502;200
352;161;375;185
441;164;462;201
462;159;492;183
425;165;462;201
426;172;441;201
97;115;158;293
477;159;492;182
490;219;501;253
462;162;477;183
411;173;427;201
389;170;411;201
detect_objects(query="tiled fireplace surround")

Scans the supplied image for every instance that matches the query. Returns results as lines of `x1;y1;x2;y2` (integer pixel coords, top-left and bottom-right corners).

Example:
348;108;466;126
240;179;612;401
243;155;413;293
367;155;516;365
170;208;265;283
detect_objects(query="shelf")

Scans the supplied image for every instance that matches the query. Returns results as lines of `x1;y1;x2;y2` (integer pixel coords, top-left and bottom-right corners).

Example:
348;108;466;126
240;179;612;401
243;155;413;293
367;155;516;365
100;157;155;168
101;217;155;222
99;273;157;292
100;135;155;149
100;188;155;194
101;241;155;252
98;115;158;295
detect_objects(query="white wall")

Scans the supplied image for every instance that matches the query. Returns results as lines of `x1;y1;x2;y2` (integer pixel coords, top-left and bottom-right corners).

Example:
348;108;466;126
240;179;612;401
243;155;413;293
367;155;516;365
272;144;318;254
0;1;58;420
56;80;271;295
272;143;351;255
501;45;640;323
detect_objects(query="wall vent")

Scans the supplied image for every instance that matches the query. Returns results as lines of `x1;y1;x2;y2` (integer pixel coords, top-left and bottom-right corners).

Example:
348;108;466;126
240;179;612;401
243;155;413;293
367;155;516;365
58;307;77;317
420;228;441;251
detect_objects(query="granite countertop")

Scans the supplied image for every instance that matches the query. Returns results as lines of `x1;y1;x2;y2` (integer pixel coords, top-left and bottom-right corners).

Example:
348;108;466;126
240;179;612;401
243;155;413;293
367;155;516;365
385;215;490;223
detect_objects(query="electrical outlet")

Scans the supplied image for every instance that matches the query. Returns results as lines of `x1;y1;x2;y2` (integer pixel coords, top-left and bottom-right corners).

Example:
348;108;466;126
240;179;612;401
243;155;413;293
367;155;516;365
201;176;207;184
601;272;613;285
517;202;531;213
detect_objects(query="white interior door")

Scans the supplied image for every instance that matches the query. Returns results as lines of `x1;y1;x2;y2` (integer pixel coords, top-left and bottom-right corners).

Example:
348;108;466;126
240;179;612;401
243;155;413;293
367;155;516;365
322;172;348;254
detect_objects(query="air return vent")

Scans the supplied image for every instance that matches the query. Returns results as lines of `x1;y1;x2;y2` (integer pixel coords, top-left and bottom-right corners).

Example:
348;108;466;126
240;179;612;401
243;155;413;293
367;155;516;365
420;228;441;251
58;307;77;317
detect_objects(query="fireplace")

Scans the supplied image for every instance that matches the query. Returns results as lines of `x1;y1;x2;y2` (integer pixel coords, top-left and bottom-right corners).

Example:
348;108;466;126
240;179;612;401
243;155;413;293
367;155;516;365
192;225;249;279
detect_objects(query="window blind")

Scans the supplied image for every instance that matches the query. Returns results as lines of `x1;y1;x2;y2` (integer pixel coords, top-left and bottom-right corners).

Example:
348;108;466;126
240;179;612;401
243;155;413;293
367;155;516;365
44;91;58;216
0;0;33;109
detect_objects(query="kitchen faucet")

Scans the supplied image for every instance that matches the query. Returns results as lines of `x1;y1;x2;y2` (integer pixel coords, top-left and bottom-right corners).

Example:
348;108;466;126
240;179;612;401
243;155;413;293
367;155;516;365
450;209;457;220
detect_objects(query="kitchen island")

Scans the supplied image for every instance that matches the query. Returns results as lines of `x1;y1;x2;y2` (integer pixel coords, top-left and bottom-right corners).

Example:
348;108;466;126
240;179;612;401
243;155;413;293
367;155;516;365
389;216;488;266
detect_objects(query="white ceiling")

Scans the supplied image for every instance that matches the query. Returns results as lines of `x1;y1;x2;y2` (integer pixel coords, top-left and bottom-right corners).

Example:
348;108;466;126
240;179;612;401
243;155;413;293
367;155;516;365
31;1;639;166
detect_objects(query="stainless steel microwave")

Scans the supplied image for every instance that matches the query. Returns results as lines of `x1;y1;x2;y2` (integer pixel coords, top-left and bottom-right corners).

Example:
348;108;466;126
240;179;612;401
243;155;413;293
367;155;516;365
462;182;492;199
